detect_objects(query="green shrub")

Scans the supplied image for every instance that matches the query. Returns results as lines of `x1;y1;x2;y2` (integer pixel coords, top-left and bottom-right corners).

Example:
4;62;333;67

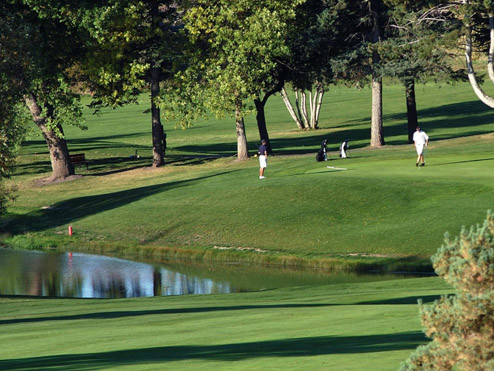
402;212;494;370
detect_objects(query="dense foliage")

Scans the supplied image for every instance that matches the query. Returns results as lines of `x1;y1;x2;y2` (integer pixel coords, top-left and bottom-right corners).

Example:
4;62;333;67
0;3;31;214
403;212;494;370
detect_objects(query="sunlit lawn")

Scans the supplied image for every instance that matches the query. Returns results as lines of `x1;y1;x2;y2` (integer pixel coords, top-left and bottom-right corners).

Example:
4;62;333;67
0;81;491;370
4;82;494;262
0;277;451;370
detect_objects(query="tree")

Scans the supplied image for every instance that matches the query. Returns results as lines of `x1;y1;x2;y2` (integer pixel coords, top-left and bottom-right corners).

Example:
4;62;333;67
0;104;25;215
402;212;494;370
382;1;462;142
78;0;181;167
369;0;386;147
1;1;85;181
182;0;305;159
282;0;385;144
461;0;494;108
280;0;339;131
0;17;28;213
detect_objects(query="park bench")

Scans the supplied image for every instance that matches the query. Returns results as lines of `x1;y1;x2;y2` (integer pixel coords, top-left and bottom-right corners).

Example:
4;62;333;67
69;153;89;169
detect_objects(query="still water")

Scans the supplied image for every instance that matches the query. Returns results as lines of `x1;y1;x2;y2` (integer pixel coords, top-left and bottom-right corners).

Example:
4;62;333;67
0;248;418;298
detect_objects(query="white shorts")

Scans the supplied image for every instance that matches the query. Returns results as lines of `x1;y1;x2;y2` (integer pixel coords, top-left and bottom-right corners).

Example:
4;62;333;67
415;144;425;155
259;155;267;168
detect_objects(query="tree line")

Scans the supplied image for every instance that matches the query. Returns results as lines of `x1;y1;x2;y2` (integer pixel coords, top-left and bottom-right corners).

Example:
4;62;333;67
1;0;494;187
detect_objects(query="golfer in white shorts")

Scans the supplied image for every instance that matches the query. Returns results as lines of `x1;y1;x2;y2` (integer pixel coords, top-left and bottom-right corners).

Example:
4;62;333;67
258;139;268;179
413;127;429;167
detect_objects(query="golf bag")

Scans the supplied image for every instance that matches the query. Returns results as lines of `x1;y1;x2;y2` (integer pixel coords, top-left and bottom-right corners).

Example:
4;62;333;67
316;139;328;162
339;140;348;158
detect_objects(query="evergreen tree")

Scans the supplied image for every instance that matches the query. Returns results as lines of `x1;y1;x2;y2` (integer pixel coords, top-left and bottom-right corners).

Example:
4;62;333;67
382;1;462;143
402;212;494;370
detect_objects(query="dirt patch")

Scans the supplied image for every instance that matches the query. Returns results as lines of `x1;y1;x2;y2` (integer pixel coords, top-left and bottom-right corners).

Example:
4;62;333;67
213;246;268;253
345;253;391;258
34;175;83;187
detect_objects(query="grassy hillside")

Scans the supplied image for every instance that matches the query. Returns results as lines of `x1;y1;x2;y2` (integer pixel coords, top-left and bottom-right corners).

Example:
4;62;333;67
3;82;494;268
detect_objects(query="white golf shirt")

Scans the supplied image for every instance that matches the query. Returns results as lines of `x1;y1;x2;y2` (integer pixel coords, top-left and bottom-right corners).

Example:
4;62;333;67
413;130;428;146
413;130;428;155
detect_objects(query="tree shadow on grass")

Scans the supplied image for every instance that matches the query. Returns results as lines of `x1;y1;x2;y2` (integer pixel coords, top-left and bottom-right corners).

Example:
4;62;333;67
172;100;494;157
0;303;334;325
0;293;443;326
17;101;494;179
22;132;147;150
0;332;426;370
427;157;494;167
5;171;238;235
357;294;443;305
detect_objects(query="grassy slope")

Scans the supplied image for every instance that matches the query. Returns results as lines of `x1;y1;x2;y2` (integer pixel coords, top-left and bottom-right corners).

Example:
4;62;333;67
0;277;451;370
3;82;494;265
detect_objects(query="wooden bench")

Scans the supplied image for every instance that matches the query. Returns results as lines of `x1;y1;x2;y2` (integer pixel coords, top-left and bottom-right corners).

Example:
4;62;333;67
70;153;89;169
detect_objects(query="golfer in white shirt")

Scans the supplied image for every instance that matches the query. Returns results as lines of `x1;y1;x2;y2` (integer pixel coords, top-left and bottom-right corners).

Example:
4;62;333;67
413;127;429;167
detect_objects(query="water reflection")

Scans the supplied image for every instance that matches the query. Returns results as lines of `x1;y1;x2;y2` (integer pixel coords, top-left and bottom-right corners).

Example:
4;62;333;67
0;249;238;298
0;248;423;299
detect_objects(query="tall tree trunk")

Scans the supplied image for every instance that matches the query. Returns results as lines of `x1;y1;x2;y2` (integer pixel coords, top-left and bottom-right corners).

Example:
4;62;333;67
370;0;385;147
253;81;282;153
235;100;249;160
150;0;165;167
314;84;325;126
370;76;384;147
254;98;272;153
294;89;309;129
281;87;304;130
300;90;309;128
464;6;494;107
309;91;316;129
488;13;494;84
405;79;418;144
24;94;74;180
151;66;164;167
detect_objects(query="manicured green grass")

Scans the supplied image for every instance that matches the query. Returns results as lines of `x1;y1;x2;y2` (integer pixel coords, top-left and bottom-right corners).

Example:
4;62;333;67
1;82;491;370
0;277;451;370
3;82;494;269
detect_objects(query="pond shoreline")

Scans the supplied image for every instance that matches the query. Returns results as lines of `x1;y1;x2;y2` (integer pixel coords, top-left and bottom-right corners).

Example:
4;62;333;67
1;234;434;274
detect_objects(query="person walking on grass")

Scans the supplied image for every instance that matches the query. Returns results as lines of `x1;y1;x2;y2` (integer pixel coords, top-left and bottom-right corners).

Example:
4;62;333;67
413;126;429;167
258;139;268;179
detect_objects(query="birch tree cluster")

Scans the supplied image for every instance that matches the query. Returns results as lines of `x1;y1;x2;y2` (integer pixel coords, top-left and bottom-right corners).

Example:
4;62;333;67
281;86;324;130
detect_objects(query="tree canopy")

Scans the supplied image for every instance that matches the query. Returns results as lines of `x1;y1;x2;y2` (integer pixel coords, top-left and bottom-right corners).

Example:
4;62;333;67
180;0;305;159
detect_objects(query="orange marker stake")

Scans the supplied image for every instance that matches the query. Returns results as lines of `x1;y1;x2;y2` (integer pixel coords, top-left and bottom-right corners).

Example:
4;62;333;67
68;225;73;236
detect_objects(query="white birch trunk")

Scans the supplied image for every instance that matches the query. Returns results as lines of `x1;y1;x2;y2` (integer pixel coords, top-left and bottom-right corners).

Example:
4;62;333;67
300;91;309;128
309;91;316;129
465;4;494;108
281;87;304;130
488;14;494;84
314;86;324;128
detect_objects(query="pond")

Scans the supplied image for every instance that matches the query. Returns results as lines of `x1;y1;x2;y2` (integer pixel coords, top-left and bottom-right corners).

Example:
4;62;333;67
0;248;421;298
